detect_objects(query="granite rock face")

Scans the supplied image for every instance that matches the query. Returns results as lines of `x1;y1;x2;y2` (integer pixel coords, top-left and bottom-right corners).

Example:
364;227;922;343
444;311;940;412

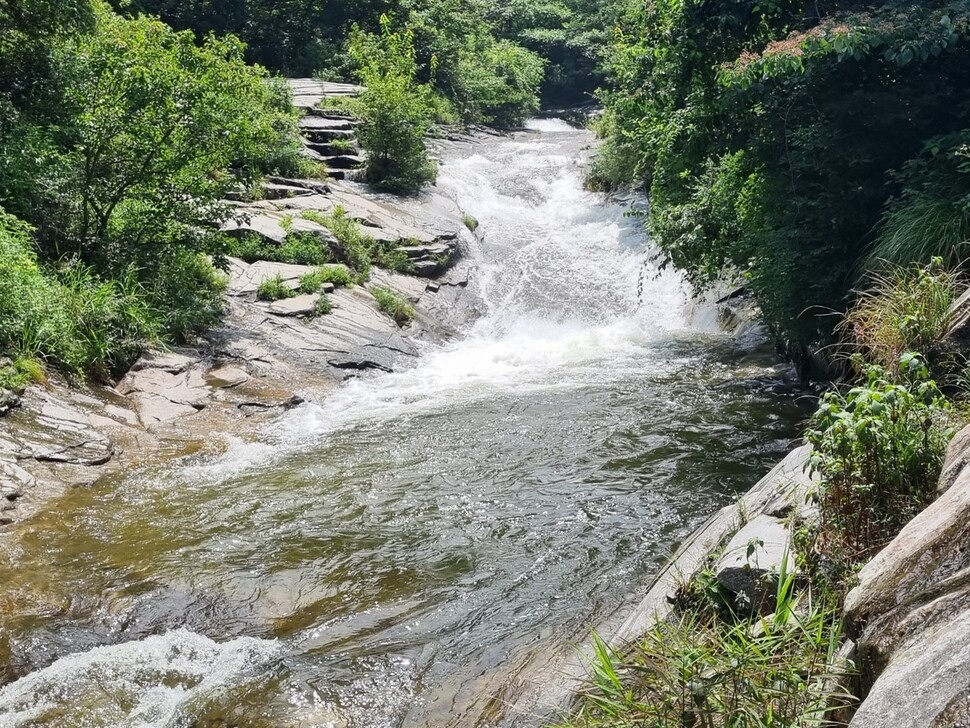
844;423;970;728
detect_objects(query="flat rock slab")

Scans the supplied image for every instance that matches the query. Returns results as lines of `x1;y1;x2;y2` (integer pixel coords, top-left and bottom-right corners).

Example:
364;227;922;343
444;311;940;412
205;366;250;389
227;259;318;296
298;117;355;131
261;183;311;200
287;78;362;109
220;212;337;249
221;213;288;245
267;294;321;317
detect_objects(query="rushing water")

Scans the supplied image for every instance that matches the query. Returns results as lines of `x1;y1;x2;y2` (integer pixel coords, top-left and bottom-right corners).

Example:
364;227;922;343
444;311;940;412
0;122;812;727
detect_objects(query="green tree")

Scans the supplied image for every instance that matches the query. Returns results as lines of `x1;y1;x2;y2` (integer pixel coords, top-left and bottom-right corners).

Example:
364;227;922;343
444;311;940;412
349;16;437;193
595;0;970;374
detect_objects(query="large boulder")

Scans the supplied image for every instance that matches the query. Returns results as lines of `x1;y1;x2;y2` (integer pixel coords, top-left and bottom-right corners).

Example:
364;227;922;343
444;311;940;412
843;423;970;727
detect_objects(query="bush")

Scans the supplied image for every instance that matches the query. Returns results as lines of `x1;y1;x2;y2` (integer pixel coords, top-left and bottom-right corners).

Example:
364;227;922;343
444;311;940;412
0;208;162;379
299;265;353;293
256;275;294;302
148;250;226;341
349;17;437;193
564;557;848;728
592;1;970;361
313;293;333;316
841;259;962;374
805;354;953;579
869;131;970;268
228;231;335;267
370;285;414;325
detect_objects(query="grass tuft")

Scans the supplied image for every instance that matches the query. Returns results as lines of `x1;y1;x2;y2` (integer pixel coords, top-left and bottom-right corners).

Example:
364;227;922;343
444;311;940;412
256;275;294;302
370;285;414;325
313;293;333;316
842;258;963;372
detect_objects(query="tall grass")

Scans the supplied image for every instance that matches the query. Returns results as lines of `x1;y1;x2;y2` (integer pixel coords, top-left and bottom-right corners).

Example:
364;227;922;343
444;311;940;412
867;195;970;269
562;553;850;728
841;259;962;372
0;210;164;382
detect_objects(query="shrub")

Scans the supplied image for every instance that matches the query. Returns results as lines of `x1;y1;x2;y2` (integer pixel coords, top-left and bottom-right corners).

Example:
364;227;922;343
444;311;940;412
228;231;334;266
868;131;970;268
805;354;953;579
841;259;963;375
256;275;294;302
298;273;323;294
0;208;160;379
300;208;373;278
299;265;353;294
315;264;353;287
462;214;479;232
349;16;437;193
313;293;333;316
148;250;226;341
564;558;848;728
370;285;414;325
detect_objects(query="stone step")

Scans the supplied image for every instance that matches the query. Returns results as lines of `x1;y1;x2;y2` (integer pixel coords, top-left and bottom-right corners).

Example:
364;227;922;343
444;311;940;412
260;182;312;200
305;142;360;157
304;108;359;122
298;116;356;132
320;154;364;170
301;128;356;143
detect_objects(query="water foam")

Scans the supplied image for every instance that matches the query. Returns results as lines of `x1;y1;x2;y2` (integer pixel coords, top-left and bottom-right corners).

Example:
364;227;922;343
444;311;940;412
183;123;689;481
0;630;279;727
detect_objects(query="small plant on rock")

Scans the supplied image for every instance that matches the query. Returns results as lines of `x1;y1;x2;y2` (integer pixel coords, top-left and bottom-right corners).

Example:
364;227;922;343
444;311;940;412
804;353;954;582
370;285;414;325
313;293;333;316
256;275;294;302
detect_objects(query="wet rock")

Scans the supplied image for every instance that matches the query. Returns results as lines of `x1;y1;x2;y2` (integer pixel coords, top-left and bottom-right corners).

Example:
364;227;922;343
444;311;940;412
236;394;304;417
0;388;20;416
327;356;393;373
714;515;793;614
1;459;33;495
205;366;250;389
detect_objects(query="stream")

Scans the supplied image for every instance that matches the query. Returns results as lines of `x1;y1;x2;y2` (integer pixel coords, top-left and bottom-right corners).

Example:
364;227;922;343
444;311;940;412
0;121;812;727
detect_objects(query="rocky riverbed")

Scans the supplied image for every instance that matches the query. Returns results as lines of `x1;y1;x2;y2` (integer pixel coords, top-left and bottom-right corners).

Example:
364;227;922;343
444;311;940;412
0;169;477;532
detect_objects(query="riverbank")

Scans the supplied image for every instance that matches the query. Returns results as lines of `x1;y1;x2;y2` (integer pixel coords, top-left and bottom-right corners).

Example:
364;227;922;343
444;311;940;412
0;170;476;528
